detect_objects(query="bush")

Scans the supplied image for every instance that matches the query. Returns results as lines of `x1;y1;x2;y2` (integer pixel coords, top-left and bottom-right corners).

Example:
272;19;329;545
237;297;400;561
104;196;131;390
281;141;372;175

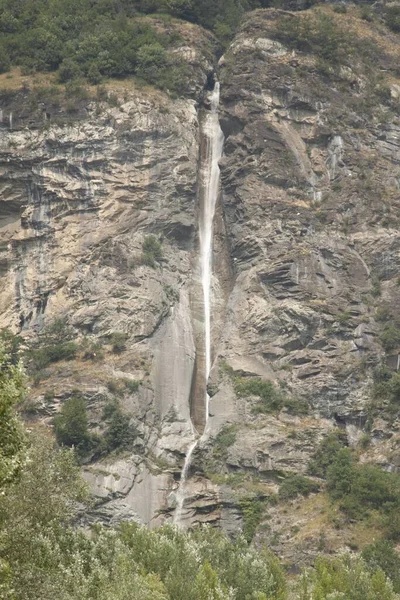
379;324;400;351
229;373;308;415
136;42;167;84
103;400;136;453
325;446;400;522
362;539;400;593
27;319;78;370
53;395;95;459
0;44;10;73
110;332;129;353
105;410;136;452
279;474;319;500
214;424;237;449
58;58;82;82
142;235;163;267
235;378;284;412
274;11;353;65
239;496;266;542
384;6;400;33
124;378;140;393
299;553;398;600
308;431;346;477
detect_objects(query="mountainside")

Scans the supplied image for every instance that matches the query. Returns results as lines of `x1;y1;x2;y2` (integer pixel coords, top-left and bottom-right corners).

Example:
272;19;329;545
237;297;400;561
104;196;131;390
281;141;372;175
1;2;400;568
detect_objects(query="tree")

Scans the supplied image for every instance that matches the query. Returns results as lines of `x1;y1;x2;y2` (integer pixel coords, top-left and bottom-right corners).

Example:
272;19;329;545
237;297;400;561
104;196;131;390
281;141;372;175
0;433;87;600
298;553;398;600
0;341;25;488
53;394;92;457
362;539;400;593
136;43;167;85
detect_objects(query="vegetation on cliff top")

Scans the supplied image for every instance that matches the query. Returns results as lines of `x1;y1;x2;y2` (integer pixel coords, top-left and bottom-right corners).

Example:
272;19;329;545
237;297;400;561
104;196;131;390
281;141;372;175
0;0;318;93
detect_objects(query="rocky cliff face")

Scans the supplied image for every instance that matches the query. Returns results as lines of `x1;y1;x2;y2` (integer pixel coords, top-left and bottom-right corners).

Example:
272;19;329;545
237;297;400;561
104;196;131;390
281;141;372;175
1;5;400;565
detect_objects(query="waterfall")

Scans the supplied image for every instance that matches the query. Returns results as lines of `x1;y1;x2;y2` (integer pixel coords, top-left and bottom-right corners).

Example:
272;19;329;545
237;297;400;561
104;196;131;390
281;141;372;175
200;82;224;425
173;82;224;527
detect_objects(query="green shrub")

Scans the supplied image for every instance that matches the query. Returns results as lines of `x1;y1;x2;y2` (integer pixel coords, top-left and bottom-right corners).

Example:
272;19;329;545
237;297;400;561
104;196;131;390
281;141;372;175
0;44;10;73
239;496;266;542
81;339;103;361
136;42;167;83
107;379;126;397
110;332;129;353
214;424;237;449
384;6;400;33
379;324;400;351
299;553;398;600
362;539;400;593
360;6;373;22
333;4;347;14
324;446;400;522
274;11;354;65
124;378;140;393
371;279;382;297
279;474;319;500
58;58;82;82
337;310;351;325
53;395;96;460
27;319;78;370
235;378;283;412
371;370;400;419
228;372;308;415
308;431;346;477
141;235;163;267
105;410;136;452
375;306;392;322
0;329;22;364
102;400;136;453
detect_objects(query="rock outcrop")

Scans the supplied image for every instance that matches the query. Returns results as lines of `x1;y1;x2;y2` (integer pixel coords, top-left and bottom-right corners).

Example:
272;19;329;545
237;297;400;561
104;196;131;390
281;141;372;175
1;4;400;565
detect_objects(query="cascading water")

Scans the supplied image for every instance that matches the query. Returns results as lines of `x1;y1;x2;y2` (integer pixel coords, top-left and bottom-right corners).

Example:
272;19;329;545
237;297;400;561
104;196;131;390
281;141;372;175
200;82;225;426
173;82;224;527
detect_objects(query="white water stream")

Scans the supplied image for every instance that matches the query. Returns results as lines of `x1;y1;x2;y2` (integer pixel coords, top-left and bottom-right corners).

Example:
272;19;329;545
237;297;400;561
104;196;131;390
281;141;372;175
174;83;224;526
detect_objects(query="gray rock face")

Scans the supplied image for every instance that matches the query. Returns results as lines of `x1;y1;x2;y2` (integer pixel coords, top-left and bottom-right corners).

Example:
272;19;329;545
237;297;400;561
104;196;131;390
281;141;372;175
1;7;400;561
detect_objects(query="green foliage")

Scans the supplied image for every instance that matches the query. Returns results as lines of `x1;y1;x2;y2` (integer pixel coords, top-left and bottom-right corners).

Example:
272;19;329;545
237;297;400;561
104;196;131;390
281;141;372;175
0;341;25;488
214;424;237;450
235;378;282;411
274;11;354;65
371;279;382;297
299;553;398;600
308;431;346;477
0;0;194;92
371;368;400;417
384;6;400;33
279;474;319;500
232;375;308;415
362;539;400;593
142;235;163;267
103;401;137;453
0;432;88;600
325;447;400;527
110;331;129;353
0;329;22;364
379;324;400;351
58;57;83;82
239;496;266;543
81;338;104;360
27;318;78;370
124;378;140;393
0;0;288;90
53;394;96;460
